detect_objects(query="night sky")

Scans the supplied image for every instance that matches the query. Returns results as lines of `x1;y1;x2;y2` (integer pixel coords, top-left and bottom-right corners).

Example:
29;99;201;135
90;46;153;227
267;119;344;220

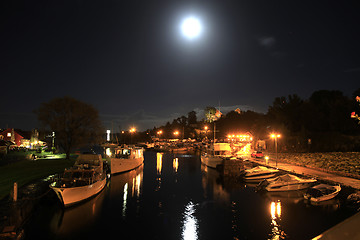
1;0;359;131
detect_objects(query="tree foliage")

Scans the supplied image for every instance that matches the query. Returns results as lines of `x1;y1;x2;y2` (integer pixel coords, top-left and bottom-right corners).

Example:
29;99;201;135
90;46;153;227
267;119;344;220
34;96;104;159
150;89;360;152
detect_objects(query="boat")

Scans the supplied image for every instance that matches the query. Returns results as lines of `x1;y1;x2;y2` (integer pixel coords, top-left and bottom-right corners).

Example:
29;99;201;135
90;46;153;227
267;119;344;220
304;184;341;202
257;174;317;192
200;142;232;168
243;165;279;182
50;154;106;207
104;144;144;174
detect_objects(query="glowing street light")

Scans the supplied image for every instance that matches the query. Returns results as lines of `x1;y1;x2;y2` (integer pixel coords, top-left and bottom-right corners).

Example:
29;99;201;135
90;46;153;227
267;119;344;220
174;131;179;137
271;133;281;167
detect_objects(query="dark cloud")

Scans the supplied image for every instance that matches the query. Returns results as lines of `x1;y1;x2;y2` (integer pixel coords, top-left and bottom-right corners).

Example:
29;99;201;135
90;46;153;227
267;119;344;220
258;36;276;48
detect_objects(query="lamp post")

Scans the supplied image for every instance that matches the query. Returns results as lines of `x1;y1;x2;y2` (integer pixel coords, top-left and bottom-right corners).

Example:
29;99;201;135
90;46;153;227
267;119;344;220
130;127;136;144
271;134;281;167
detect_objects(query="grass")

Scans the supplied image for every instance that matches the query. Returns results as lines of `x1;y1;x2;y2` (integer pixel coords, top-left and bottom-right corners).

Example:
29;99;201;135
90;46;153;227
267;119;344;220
266;152;360;176
0;157;75;200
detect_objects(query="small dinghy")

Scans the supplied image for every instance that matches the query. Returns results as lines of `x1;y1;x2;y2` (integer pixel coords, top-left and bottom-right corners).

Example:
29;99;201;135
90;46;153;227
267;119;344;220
304;184;341;203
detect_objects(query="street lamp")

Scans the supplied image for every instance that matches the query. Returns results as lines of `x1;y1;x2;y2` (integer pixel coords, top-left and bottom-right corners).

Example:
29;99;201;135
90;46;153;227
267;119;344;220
271;134;281;167
174;131;179;138
157;130;163;139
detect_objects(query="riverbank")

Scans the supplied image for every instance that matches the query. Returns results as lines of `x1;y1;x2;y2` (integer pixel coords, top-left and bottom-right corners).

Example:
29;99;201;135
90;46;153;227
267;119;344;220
0;158;75;200
250;152;360;190
264;152;360;179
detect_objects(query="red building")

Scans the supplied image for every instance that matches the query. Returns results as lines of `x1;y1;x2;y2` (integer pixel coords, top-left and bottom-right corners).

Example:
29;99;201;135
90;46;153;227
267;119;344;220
0;128;24;146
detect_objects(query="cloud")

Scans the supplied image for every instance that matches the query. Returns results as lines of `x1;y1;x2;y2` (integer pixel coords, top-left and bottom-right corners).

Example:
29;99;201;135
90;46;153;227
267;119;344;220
258;36;276;48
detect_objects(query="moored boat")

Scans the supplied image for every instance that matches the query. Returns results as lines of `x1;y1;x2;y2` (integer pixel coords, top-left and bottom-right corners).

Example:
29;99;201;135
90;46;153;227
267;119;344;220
258;174;317;192
304;184;341;202
201;143;232;169
104;144;144;174
243;165;279;182
50;154;106;207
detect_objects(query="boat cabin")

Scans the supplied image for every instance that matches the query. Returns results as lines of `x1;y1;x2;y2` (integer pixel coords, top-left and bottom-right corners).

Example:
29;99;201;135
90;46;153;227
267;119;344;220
207;143;232;157
106;146;143;159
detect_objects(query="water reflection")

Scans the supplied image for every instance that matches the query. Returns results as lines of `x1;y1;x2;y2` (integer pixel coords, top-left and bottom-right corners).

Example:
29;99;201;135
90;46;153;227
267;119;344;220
156;153;163;191
157;152;163;175
201;164;230;204
182;201;198;240
269;201;286;240
263;190;306;205
173;157;179;173
109;165;143;218
50;187;105;238
270;201;285;239
122;183;128;217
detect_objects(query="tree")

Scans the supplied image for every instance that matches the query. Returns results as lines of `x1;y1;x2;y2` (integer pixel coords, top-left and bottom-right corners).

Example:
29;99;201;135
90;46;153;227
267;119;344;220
187;111;197;125
351;95;360;124
205;106;217;122
34;96;104;159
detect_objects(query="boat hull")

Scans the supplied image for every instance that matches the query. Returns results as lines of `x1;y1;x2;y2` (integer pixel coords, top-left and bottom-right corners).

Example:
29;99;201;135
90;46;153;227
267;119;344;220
266;181;315;192
51;178;106;207
201;155;223;169
304;184;341;202
110;157;144;175
244;173;278;182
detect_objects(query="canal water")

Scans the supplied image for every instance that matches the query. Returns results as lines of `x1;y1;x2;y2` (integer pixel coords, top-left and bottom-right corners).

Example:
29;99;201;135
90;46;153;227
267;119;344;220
24;151;356;239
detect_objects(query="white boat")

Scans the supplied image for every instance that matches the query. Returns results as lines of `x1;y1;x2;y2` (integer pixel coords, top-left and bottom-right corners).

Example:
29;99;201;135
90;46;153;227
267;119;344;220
304;184;341;202
201;143;232;169
258;174;317;192
105;145;144;174
50;154;106;207
243;166;279;182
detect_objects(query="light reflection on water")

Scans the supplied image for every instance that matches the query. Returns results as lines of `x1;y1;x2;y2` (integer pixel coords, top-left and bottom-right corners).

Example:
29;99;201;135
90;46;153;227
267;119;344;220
270;201;285;240
182;201;198;240
173;157;179;173
122;183;128;217
157;152;163;175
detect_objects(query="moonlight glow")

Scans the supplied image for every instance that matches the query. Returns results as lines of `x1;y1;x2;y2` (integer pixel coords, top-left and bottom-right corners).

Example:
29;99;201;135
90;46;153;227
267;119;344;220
181;17;202;40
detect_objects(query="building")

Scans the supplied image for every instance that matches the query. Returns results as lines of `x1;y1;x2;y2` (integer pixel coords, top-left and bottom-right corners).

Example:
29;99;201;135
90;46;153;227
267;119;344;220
0;128;44;149
0;128;24;146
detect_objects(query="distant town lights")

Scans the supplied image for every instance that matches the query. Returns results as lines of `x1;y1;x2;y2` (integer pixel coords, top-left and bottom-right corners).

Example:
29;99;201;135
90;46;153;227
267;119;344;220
227;134;252;142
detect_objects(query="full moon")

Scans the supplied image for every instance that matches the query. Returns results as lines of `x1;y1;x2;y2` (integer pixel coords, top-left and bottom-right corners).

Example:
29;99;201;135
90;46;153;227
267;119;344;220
180;17;202;40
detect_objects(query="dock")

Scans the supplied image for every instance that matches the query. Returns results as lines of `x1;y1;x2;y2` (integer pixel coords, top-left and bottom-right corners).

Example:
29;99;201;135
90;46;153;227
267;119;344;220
248;157;360;190
249;156;360;240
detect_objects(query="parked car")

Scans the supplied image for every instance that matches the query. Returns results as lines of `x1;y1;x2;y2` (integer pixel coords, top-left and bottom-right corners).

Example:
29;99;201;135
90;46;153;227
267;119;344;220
251;151;264;158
